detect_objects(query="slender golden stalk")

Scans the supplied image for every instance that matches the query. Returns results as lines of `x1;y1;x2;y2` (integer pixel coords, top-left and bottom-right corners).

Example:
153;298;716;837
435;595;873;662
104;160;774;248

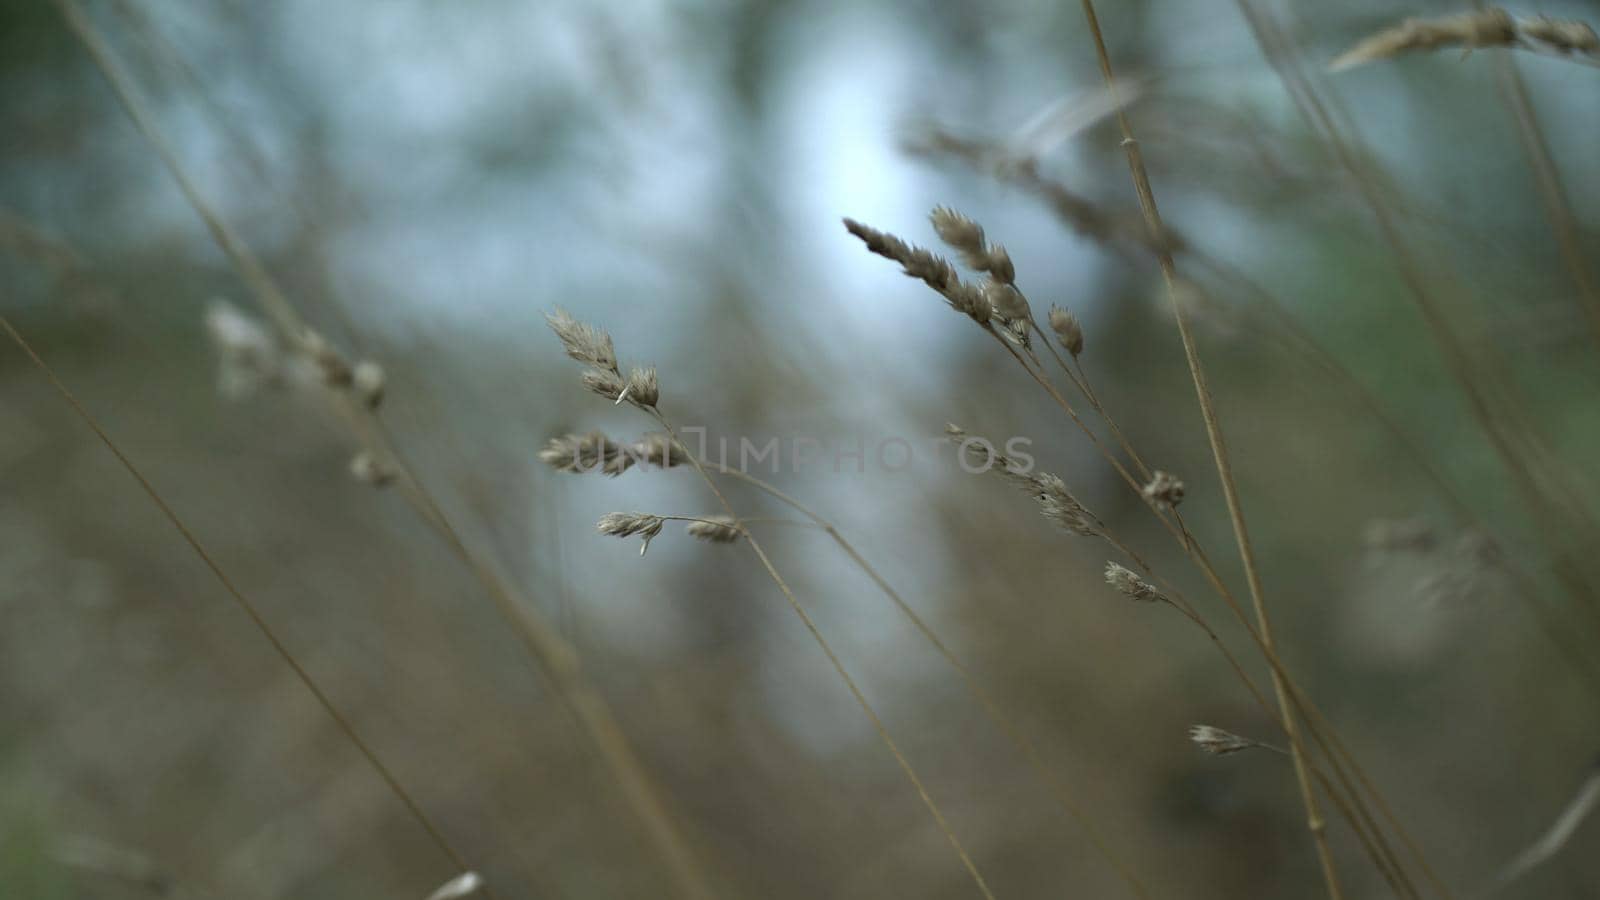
1468;0;1600;348
0;314;490;900
929;140;1600;698
1074;3;1344;897
1232;8;1501;895
642;408;997;900
705;464;1149;898
983;287;1429;892
52;5;716;896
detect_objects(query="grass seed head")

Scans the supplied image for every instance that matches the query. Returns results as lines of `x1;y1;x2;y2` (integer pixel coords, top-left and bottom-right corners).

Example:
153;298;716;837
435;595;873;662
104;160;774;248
1048;306;1085;357
546;308;619;373
844;217;991;324
299;329;353;387
582;368;627;403
686;515;743;544
1331;10;1514;72
351;359;386;410
632;432;688;468
1520;16;1599;54
1142;470;1185;507
1105;562;1165;602
597;512;666;555
622;366;660;407
1189;725;1262;756
540;432;634;476
349;450;396;488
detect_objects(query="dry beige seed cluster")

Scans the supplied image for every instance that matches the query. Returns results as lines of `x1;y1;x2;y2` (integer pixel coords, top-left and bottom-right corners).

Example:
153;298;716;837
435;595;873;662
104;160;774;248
348;450;396;488
1142;470;1185;507
1048;306;1085;357
596;512;667;556
538;431;688;477
205;301;388;412
1104;562;1166;603
842;218;990;324
1188;724;1262;756
949;425;1099;537
930;206;1015;284
686;515;743;544
1330;9;1600;72
547;308;660;408
848;207;1057;349
539;431;634;476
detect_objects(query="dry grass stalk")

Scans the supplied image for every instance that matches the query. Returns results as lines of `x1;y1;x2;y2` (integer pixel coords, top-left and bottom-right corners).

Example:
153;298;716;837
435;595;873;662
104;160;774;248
1330;9;1600;72
0;315;490;900
550;312;999;900
905;128;1185;256
913;86;1600;704
1468;1;1600;354
52;5;718;895
545;428;1151;897
1491;763;1600;892
1076;2;1345;896
1245;0;1600;878
861;195;1425;898
1188;724;1270;757
948;425;1100;538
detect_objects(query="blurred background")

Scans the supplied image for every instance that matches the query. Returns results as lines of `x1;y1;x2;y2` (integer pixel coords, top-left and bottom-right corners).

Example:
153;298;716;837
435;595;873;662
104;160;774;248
4;0;1600;897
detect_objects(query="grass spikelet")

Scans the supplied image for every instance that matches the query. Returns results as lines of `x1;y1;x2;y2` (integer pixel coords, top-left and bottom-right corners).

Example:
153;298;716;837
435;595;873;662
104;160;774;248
930;205;1014;283
1104;562;1165;603
632;432;688;468
1330;9;1599;72
546;307;619;373
351;360;386;410
1141;471;1185;508
842;217;991;324
349;450;396;488
686;515;743;544
982;280;1031;322
621;366;660;407
582;368;628;403
205;300;285;398
597;512;667;555
951;425;1098;537
298;328;353;387
1520;16;1600;55
1031;473;1097;536
1048;306;1085;357
539;432;634;476
1188;724;1268;756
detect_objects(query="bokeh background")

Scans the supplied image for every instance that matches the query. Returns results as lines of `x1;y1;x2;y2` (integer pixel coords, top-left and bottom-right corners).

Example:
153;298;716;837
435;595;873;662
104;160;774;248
4;0;1600;897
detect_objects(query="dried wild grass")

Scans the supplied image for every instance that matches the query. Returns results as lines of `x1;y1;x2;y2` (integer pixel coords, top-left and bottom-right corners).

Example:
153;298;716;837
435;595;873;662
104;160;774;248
546;310;1001;900
1330;9;1600;72
52;4;718;897
541;423;1152;897
39;0;1600;895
